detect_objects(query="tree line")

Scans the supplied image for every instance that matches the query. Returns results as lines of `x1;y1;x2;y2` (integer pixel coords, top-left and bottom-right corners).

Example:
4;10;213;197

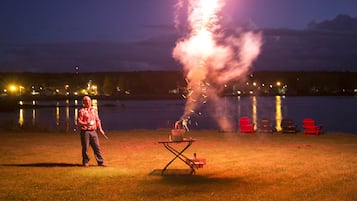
0;71;356;98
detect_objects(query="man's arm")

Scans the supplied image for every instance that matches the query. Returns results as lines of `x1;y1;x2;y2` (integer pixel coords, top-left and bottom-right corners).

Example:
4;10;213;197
95;110;108;139
77;109;87;126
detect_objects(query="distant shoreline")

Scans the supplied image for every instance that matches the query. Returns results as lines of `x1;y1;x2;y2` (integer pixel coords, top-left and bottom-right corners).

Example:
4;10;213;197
1;93;357;111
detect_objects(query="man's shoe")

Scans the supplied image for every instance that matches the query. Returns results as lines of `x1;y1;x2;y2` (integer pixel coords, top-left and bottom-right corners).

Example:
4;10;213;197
83;163;89;167
98;163;107;167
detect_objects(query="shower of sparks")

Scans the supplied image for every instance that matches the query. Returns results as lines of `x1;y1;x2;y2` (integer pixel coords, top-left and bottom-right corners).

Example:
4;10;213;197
173;0;262;131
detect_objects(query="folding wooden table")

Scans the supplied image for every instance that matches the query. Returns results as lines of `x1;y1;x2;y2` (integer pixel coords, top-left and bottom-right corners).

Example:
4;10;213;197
158;139;197;175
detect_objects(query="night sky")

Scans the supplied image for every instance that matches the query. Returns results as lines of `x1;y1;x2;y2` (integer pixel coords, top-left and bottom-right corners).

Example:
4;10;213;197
1;0;356;72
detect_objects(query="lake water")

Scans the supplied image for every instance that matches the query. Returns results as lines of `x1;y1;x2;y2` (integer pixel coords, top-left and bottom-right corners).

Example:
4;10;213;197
0;96;356;134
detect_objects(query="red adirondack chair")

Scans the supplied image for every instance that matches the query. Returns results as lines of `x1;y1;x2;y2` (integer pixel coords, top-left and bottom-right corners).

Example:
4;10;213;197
303;118;323;136
239;116;255;133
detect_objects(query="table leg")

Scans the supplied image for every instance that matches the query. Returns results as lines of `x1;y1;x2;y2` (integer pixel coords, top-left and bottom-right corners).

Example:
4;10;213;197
161;141;195;175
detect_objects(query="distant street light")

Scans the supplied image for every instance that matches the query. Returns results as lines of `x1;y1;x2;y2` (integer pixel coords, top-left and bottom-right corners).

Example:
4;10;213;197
9;85;17;92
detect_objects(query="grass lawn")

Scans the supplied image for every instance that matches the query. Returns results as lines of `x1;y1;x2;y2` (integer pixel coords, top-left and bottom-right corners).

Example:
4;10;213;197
0;130;356;201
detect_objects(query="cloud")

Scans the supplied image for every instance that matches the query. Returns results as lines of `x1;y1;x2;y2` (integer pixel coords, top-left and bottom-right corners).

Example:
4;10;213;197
1;28;357;72
0;39;180;72
143;24;176;31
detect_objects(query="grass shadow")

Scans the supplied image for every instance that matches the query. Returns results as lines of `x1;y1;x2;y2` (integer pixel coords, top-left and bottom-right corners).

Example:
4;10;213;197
149;169;246;186
1;162;82;167
149;168;193;176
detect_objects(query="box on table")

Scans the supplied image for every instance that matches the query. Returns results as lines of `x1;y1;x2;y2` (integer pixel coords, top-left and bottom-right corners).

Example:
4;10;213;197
170;129;185;141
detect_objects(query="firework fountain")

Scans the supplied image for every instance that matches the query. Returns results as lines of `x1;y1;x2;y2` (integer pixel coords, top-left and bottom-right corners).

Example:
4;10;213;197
173;0;262;131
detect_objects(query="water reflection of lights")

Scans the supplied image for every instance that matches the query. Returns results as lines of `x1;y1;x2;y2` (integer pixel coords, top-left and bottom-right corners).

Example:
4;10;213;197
74;107;78;131
92;99;98;110
252;96;257;130
236;96;241;118
56;105;60;126
66;104;70;131
275;96;282;131
32;109;36;126
18;109;24;126
14;98;287;131
16;99;81;131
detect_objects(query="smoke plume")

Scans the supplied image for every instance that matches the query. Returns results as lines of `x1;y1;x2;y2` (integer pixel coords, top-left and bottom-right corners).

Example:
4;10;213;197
173;0;262;131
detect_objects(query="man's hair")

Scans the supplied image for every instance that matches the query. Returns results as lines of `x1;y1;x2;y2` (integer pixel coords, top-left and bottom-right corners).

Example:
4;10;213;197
83;96;91;101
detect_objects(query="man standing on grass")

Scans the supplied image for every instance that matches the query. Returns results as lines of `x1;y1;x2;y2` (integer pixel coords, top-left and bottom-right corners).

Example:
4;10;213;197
77;96;107;167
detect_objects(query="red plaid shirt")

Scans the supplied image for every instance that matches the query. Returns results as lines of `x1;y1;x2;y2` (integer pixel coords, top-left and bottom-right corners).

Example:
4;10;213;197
78;107;100;130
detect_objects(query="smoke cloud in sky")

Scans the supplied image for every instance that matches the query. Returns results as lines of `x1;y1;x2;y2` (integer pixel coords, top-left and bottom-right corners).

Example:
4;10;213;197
172;0;262;131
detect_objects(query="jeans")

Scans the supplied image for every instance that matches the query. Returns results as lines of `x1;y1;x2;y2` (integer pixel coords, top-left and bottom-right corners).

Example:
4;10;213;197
80;130;104;165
